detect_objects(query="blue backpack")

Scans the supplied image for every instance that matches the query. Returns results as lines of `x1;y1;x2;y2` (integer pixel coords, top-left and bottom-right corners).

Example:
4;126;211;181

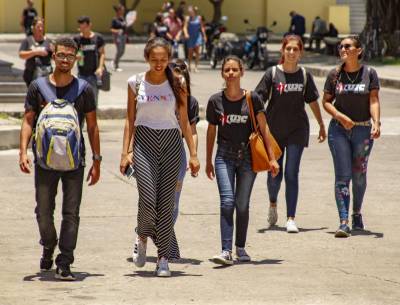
34;77;88;171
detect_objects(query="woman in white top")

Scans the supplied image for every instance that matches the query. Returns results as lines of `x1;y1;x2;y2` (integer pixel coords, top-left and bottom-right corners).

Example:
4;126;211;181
120;37;200;277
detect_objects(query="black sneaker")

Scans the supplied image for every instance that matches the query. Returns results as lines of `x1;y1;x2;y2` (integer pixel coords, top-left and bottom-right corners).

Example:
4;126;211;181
334;224;351;238
55;266;76;281
40;247;55;272
352;214;364;231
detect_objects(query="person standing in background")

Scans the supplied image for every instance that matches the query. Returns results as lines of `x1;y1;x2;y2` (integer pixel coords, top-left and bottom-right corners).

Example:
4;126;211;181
309;16;328;52
288;11;306;41
74;16;106;107
111;4;127;72
21;0;38;36
19;17;53;87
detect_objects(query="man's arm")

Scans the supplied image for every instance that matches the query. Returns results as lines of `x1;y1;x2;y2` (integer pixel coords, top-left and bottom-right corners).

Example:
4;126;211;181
85;111;101;186
19;110;35;173
96;46;106;77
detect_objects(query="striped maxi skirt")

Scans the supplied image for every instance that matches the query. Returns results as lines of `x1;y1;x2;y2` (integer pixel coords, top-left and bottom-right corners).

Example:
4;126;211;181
133;125;183;260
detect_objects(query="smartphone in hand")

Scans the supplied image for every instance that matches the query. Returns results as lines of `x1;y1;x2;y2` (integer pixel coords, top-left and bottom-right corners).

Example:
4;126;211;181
124;164;136;179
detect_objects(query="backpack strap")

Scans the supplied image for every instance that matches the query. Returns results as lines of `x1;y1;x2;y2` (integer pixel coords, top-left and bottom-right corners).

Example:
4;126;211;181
63;78;88;103
268;65;277;102
36;77;57;102
36;77;88;104
301;66;307;96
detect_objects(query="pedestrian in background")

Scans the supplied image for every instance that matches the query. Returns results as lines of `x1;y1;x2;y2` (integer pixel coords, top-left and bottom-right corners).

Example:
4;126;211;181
255;35;326;233
288;11;306;41
206;55;279;265
150;13;171;41
120;37;200;277
309;16;328;52
183;5;206;72
110;4;127;72
322;36;381;238
19;17;53;87
164;8;183;58
20;0;37;36
74;16;106;107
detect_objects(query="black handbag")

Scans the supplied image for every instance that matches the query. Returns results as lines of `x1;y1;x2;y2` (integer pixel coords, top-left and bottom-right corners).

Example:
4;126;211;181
98;66;111;91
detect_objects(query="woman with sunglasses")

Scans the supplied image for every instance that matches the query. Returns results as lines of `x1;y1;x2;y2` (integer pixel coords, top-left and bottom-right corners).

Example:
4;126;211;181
120;37;200;276
206;55;279;265
255;35;326;233
322;36;381;237
171;59;200;223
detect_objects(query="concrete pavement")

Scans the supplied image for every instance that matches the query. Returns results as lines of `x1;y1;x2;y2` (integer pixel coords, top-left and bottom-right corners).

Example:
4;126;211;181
0;116;400;305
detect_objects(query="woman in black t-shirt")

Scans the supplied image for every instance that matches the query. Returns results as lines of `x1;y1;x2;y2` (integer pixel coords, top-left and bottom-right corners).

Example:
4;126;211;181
150;13;172;41
322;36;381;238
255;35;326;233
206;55;279;265
19;17;53;87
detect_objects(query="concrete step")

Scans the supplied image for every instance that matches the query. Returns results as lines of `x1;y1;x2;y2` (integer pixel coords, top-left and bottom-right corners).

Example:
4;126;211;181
0;73;23;82
0;82;27;94
0;93;26;104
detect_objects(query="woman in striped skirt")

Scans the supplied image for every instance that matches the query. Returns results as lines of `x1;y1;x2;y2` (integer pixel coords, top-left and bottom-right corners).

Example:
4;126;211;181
120;37;200;277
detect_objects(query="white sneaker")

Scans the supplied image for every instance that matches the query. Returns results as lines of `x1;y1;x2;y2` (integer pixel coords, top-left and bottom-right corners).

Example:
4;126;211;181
155;257;171;277
212;250;234;265
267;206;278;226
236;247;251;262
132;236;147;267
286;219;299;233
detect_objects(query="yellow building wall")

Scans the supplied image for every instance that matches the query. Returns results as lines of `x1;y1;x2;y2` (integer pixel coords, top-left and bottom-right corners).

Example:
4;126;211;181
0;0;350;35
266;0;336;34
329;5;350;34
0;0;42;33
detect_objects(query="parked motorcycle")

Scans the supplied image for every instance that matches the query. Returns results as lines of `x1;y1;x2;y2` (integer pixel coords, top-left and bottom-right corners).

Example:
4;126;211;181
243;20;277;70
204;16;227;60
209;32;245;69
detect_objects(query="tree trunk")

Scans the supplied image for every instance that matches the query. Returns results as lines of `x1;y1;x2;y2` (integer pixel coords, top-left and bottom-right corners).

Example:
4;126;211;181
208;0;224;23
119;0;141;11
363;0;400;57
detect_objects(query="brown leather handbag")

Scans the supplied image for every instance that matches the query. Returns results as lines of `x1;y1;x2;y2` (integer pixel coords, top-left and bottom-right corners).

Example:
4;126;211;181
246;92;282;172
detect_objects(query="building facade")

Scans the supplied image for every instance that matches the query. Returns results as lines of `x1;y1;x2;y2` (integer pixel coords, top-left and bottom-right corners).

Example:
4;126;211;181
0;0;365;35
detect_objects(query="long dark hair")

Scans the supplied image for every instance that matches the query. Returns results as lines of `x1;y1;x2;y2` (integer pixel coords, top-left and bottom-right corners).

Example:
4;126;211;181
334;35;363;85
143;37;185;107
170;59;191;106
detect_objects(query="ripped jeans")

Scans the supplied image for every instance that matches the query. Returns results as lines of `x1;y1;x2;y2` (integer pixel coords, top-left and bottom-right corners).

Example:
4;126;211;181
328;120;374;221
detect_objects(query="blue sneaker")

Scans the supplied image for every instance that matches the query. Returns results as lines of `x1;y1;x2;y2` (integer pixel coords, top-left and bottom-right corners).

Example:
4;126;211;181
352;214;364;231
334;224;351;238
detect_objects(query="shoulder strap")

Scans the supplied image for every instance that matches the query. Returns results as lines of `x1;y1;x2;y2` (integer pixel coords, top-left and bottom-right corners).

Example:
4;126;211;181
301;66;307;96
62;78;88;103
268;65;277;102
246;91;258;132
36;77;57;102
135;73;144;94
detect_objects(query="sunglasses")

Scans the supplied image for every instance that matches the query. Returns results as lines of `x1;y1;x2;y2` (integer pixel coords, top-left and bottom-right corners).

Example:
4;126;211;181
338;43;353;51
55;52;76;61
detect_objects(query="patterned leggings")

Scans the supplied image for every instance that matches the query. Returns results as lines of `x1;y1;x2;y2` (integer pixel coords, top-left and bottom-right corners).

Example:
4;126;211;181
133;126;183;260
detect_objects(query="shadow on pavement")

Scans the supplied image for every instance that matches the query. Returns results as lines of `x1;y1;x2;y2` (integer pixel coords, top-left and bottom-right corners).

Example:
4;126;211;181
326;230;384;238
209;258;284;269
126;256;203;265
257;226;328;233
23;271;105;282
124;271;202;278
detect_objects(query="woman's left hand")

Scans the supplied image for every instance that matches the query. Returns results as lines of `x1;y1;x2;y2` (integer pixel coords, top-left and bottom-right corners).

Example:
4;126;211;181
371;121;381;139
189;156;200;177
318;124;327;143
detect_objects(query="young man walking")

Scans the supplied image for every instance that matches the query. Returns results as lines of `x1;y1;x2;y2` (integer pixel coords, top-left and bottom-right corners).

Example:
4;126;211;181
20;0;38;36
19;37;101;281
74;16;106;107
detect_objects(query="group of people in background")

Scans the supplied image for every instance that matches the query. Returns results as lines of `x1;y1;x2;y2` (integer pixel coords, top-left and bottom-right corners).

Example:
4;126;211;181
150;1;206;72
18;0;381;280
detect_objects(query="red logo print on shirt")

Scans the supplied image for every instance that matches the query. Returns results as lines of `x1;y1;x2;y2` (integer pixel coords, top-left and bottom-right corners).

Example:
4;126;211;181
275;82;304;95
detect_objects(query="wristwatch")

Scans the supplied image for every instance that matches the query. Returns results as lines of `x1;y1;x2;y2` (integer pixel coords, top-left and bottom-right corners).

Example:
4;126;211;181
92;154;103;162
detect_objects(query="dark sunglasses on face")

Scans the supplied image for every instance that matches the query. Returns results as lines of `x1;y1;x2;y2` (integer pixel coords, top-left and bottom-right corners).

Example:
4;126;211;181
338;43;353;51
55;53;76;61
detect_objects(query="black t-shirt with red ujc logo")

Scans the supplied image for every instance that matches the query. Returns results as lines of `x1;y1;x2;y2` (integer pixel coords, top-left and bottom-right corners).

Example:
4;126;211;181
323;65;380;122
206;91;264;149
255;66;319;148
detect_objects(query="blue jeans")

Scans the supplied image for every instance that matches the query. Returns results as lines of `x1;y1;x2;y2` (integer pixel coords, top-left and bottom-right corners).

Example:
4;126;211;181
78;74;99;107
328;120;373;221
215;145;257;252
267;144;304;218
173;146;187;223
